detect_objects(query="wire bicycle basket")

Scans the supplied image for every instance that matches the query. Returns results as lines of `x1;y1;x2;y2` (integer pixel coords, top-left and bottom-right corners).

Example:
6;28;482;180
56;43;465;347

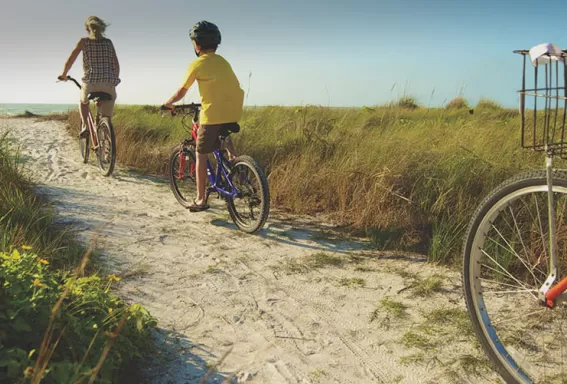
516;46;567;158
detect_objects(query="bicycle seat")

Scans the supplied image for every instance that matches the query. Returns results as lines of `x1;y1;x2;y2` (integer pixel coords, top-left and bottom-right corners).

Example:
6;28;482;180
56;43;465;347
88;92;113;102
220;123;241;138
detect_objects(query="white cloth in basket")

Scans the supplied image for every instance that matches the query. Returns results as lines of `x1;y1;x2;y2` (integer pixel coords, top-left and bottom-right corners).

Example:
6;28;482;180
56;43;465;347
529;43;564;66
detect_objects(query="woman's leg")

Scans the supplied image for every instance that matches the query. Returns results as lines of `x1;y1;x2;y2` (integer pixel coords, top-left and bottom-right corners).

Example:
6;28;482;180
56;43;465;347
79;84;90;132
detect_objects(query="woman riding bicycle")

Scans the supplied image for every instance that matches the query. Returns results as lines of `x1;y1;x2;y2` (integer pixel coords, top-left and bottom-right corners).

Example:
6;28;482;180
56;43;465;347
58;16;121;137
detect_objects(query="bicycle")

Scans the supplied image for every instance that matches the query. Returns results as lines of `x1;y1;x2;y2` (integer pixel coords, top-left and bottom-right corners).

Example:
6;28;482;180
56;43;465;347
163;104;270;233
462;49;567;384
57;75;117;176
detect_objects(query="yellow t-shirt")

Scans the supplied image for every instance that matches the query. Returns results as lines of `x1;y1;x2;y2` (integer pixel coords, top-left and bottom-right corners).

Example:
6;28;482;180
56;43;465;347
181;53;244;125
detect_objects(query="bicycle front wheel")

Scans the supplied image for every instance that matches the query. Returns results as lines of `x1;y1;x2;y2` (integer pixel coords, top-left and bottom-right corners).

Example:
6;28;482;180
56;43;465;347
226;155;269;233
96;117;116;176
463;170;567;384
168;144;197;208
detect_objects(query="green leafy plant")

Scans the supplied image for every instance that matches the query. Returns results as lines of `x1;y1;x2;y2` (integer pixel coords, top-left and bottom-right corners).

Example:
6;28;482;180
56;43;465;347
0;247;155;383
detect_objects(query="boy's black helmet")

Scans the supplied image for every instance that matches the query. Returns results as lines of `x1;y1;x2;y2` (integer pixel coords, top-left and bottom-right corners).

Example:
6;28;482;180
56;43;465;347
189;21;221;49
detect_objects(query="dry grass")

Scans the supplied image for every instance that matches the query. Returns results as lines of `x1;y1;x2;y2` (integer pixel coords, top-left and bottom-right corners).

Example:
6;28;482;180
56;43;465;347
278;252;346;274
476;98;503;110
64;102;562;264
412;274;444;297
370;297;408;324
446;96;469;109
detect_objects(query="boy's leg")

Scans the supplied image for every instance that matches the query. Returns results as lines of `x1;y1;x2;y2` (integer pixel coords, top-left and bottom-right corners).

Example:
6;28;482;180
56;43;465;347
195;152;208;205
193;124;222;208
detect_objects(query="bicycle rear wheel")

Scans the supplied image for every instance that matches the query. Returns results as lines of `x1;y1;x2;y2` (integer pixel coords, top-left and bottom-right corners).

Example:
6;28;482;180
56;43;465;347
462;170;567;384
96;117;116;176
168;144;197;208
226;155;269;233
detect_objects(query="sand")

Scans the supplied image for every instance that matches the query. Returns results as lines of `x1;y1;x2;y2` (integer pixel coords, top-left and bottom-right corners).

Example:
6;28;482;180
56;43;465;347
0;118;501;384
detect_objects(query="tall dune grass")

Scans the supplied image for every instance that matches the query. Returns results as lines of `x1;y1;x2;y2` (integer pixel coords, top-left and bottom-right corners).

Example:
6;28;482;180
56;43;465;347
67;104;564;263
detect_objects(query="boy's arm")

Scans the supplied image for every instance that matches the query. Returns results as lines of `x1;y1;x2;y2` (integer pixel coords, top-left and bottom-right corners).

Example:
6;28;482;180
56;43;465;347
59;39;85;78
163;87;188;108
163;63;197;108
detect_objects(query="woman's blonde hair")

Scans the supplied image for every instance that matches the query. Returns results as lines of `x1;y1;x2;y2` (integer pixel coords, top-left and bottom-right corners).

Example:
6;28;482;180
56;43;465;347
85;16;108;40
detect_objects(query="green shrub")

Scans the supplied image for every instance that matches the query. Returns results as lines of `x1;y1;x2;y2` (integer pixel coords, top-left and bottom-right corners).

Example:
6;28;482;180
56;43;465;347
0;134;156;383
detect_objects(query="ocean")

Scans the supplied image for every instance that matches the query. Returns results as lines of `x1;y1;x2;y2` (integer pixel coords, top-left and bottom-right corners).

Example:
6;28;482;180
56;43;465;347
0;104;76;116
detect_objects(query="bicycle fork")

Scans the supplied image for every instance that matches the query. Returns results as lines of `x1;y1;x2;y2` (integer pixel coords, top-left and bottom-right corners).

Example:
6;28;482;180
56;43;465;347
177;144;196;180
541;154;567;307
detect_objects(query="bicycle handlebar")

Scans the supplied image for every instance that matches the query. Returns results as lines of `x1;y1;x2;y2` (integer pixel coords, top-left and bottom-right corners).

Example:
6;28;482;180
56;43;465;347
57;75;81;89
160;103;202;116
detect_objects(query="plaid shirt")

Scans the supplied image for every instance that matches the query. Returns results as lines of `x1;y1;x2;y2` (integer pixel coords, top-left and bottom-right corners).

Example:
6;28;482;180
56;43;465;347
82;38;120;85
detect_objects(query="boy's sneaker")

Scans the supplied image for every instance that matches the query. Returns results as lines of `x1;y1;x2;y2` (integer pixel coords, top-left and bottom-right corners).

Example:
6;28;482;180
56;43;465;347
79;125;89;138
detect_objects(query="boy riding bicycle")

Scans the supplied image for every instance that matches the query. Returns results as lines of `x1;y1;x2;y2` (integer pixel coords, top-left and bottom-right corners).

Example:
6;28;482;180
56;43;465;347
163;21;244;212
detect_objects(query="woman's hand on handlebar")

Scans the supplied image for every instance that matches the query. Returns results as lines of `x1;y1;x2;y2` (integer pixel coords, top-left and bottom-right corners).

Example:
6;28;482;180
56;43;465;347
57;75;70;81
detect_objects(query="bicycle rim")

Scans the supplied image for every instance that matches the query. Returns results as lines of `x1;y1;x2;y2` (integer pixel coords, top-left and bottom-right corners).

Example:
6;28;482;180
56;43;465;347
463;170;567;384
168;145;196;208
96;118;116;176
226;155;269;233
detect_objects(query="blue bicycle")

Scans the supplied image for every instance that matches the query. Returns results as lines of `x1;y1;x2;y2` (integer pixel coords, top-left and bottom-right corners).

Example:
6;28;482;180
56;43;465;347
163;104;269;233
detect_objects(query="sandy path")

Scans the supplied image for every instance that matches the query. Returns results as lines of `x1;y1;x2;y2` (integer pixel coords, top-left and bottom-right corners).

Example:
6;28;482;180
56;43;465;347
0;118;501;384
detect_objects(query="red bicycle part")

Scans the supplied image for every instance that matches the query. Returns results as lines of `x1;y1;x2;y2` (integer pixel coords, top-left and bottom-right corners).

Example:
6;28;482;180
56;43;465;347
192;121;199;141
177;147;186;180
545;276;567;307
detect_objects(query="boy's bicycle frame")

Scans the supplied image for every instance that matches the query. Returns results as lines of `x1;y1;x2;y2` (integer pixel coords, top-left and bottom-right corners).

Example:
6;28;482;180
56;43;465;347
163;104;269;233
165;104;239;199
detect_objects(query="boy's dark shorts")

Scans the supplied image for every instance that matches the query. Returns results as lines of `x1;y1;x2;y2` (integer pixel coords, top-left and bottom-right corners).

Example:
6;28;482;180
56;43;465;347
196;123;240;154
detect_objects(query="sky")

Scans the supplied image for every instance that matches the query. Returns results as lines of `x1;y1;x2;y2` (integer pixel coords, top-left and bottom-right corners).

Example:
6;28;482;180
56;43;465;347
2;0;567;108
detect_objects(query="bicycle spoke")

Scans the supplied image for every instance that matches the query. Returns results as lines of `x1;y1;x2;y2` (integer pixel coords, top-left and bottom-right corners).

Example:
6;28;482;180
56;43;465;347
226;156;269;233
480;249;536;298
464;174;567;383
479;277;537;291
489;223;543;287
481;288;538;295
533;193;549;265
505;203;546;287
508;205;531;270
489;309;550;327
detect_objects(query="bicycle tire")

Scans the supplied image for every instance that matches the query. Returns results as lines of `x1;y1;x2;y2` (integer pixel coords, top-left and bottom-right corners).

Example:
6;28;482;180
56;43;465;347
462;170;567;384
96;117;116;176
168;144;197;208
226;155;270;233
79;128;89;164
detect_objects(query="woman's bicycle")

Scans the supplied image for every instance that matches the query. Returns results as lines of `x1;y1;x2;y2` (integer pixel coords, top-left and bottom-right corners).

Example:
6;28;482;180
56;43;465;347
462;49;567;384
163;104;269;233
57;76;116;176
